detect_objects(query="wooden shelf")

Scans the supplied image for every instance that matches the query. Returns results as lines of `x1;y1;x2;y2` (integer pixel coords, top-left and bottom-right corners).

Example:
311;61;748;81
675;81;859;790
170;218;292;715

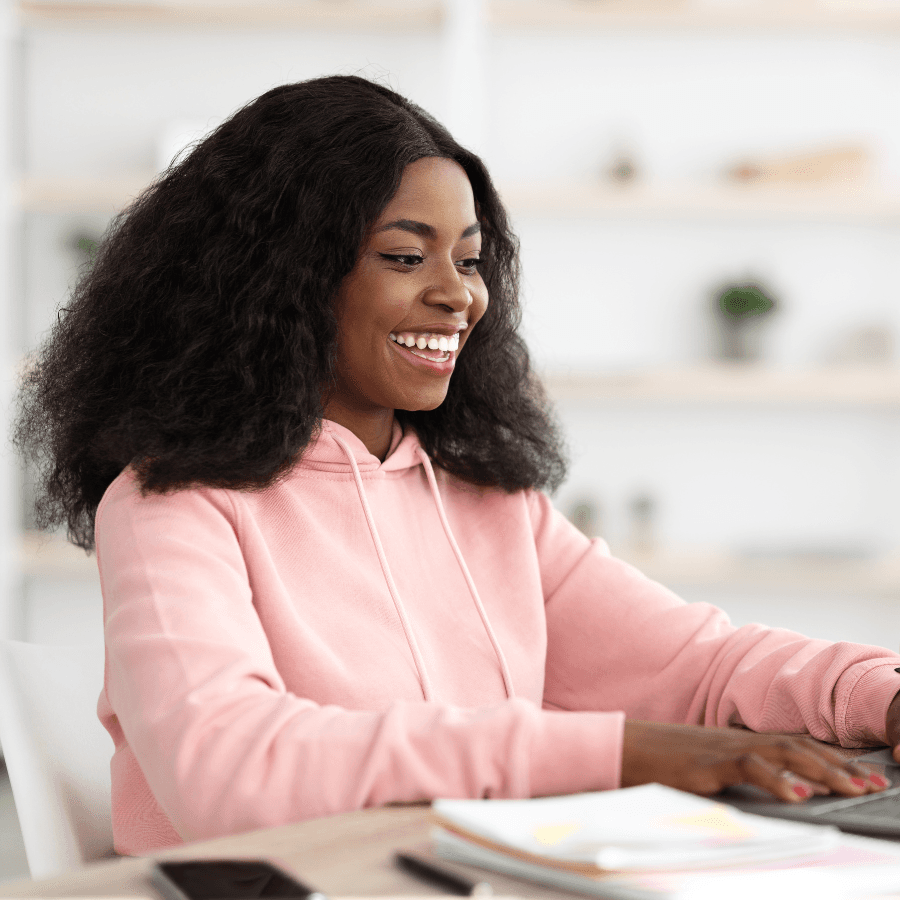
20;531;98;579
544;365;900;406
19;175;900;225
491;0;900;32
501;182;900;226
18;1;442;29
614;545;900;594
16;174;156;213
19;0;900;32
21;528;900;594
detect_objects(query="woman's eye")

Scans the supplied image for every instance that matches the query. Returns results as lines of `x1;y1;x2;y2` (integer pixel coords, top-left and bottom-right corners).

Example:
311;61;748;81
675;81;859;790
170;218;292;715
379;253;424;268
457;258;482;274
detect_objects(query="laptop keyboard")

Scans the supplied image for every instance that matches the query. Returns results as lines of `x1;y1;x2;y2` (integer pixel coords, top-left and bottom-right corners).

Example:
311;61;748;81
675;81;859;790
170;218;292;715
809;785;900;818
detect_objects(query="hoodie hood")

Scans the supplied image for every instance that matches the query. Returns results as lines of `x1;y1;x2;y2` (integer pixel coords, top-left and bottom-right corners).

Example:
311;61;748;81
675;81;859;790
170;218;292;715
300;418;424;474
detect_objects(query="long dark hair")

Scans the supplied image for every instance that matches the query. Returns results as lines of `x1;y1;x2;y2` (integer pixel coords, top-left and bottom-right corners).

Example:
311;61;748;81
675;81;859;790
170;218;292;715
14;75;566;552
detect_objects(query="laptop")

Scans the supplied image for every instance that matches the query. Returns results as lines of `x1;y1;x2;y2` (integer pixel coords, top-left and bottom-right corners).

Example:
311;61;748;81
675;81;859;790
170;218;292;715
720;748;900;839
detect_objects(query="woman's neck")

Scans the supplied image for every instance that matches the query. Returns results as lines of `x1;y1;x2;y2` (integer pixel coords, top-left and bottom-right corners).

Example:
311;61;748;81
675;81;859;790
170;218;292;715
322;406;395;461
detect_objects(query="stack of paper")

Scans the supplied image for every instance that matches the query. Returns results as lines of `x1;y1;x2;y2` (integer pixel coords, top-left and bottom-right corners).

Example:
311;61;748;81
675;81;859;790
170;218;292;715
431;784;900;900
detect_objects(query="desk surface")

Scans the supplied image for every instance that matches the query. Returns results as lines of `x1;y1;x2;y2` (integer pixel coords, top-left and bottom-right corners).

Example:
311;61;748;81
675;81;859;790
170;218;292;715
0;747;891;900
0;804;573;899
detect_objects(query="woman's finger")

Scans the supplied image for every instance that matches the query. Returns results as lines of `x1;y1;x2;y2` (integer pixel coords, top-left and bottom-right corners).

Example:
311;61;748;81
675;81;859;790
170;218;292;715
732;752;818;803
762;738;889;797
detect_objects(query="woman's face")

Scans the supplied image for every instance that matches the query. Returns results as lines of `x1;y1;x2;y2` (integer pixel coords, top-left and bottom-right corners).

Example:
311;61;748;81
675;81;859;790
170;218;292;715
327;157;488;423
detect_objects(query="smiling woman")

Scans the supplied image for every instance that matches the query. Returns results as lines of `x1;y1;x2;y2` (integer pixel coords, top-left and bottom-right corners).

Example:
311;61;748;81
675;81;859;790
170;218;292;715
12;75;900;856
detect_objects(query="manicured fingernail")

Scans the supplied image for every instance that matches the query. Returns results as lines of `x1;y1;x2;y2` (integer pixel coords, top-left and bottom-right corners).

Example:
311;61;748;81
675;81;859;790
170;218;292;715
850;777;867;788
793;784;812;799
869;773;890;788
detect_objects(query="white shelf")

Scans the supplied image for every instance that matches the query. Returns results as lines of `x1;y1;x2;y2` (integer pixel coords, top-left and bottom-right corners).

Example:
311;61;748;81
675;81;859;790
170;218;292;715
501;182;900;226
18;1;442;29
491;0;900;32
615;545;900;595
544;365;900;406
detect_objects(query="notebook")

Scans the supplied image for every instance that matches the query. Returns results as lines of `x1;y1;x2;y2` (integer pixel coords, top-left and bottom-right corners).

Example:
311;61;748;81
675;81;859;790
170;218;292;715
430;784;900;899
720;748;900;839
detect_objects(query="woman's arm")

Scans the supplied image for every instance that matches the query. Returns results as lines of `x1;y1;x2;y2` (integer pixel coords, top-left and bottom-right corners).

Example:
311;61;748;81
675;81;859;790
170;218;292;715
531;491;900;796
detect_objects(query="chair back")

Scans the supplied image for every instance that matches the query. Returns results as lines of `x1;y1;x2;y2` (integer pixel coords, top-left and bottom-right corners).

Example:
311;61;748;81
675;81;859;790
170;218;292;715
0;639;115;878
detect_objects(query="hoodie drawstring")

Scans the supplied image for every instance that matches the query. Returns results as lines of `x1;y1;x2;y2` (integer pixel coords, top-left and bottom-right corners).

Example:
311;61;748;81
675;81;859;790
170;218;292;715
415;447;516;700
331;432;435;701
331;430;515;702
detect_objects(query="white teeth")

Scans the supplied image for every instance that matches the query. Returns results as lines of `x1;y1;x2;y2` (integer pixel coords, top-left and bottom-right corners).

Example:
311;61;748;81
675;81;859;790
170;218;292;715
390;331;461;352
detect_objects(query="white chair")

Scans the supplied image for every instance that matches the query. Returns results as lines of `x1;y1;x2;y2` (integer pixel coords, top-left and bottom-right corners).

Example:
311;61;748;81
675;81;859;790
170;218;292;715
0;639;115;878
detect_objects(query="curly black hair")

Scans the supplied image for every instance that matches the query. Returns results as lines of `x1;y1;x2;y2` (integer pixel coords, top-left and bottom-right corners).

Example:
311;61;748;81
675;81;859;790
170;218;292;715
14;75;567;552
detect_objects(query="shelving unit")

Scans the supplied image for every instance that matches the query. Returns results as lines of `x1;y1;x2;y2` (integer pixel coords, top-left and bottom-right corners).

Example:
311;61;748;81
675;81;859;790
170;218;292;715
6;0;900;643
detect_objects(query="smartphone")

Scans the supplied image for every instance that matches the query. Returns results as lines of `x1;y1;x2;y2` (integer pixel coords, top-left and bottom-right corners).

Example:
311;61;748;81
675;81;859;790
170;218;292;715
151;860;326;900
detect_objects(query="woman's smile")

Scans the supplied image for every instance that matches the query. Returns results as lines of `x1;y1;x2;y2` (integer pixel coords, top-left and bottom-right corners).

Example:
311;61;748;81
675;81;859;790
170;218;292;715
388;327;464;365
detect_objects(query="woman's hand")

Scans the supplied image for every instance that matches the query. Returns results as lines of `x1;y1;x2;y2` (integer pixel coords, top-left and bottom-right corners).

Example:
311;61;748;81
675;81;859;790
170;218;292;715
622;720;889;802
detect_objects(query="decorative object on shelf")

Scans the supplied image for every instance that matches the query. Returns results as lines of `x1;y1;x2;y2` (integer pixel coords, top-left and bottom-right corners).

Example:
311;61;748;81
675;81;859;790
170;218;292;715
602;133;640;185
726;145;871;188
65;228;102;273
568;497;601;539
629;493;655;554
711;279;778;362
822;324;895;366
608;157;637;184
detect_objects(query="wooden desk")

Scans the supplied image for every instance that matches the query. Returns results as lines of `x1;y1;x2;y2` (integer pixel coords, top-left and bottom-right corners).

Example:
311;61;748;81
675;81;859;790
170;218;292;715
0;804;571;899
0;748;892;899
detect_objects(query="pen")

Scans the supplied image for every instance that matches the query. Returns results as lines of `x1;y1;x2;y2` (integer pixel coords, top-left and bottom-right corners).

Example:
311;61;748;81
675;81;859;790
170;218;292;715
395;851;493;897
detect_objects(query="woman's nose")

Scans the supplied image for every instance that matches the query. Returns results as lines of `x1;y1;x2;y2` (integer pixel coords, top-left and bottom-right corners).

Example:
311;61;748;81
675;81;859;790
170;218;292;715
423;264;473;312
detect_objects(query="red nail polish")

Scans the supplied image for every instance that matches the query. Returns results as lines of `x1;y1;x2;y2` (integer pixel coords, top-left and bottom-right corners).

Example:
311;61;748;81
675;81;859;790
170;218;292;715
850;777;867;788
793;784;812;799
869;773;890;788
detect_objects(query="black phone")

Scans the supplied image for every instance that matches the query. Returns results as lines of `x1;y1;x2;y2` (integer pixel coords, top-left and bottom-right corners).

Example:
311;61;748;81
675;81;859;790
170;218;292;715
150;860;326;900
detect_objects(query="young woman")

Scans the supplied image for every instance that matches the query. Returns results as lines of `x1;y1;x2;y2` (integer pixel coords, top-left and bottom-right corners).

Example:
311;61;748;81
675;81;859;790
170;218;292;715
15;75;900;855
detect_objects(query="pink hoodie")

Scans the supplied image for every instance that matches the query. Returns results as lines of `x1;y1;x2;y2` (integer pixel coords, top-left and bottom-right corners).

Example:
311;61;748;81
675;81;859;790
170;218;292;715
96;419;900;854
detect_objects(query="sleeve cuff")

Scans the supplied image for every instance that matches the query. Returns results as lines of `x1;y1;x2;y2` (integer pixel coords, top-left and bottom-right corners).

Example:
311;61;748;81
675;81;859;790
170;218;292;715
527;710;625;798
844;664;900;746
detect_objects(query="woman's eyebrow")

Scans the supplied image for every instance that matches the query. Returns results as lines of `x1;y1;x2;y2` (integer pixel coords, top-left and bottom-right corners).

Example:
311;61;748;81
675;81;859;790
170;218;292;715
375;219;481;239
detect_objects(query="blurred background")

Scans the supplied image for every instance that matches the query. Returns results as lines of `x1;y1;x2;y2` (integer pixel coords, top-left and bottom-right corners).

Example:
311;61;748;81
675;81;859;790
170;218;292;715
2;0;900;874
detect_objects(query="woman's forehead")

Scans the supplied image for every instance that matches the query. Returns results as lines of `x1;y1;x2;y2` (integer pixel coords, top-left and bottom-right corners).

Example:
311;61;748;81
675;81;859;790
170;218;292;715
376;158;478;235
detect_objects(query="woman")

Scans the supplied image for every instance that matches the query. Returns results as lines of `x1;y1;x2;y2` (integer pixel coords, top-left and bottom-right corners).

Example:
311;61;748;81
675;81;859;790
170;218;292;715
14;75;900;855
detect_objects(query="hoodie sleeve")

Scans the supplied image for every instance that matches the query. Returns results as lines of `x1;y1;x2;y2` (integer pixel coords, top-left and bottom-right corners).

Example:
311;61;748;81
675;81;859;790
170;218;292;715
96;475;623;847
530;491;900;748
